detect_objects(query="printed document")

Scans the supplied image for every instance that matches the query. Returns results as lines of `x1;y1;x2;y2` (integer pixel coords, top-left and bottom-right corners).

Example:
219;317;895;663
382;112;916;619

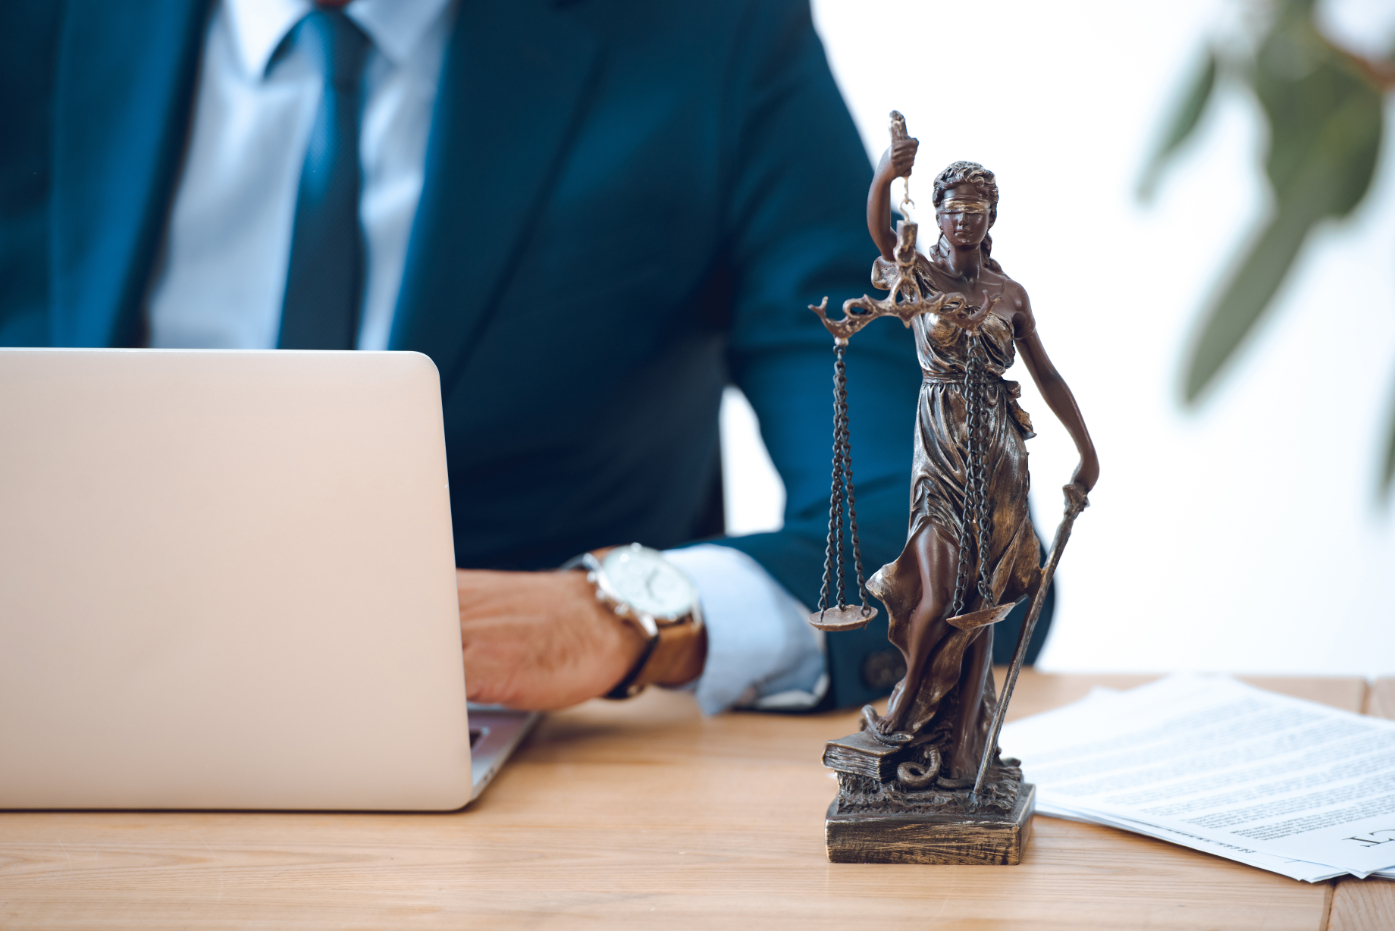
1000;674;1395;881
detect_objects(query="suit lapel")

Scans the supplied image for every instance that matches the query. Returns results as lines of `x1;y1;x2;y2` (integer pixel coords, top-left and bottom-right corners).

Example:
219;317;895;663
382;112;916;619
50;0;209;347
389;0;601;386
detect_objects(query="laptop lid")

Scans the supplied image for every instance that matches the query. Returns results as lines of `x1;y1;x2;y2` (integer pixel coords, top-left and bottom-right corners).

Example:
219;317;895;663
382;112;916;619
0;349;472;810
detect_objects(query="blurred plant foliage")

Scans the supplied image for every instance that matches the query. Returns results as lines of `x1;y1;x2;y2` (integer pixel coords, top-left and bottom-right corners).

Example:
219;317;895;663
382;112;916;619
1139;0;1395;493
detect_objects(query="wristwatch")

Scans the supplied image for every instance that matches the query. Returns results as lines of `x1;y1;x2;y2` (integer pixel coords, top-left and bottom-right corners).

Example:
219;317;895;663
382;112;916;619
561;543;706;699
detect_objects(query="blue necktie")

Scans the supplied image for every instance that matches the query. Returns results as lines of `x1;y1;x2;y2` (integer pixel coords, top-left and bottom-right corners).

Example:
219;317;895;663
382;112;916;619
277;9;371;350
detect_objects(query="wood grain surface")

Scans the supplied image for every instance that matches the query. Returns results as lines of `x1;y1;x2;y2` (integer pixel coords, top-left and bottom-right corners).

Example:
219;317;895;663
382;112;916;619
1327;677;1395;931
1365;677;1395;721
0;670;1375;930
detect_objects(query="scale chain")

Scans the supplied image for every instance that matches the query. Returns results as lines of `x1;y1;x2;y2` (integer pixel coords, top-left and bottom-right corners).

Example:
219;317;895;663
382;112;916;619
950;331;996;617
844;437;870;610
817;342;872;617
834;356;847;607
972;338;993;606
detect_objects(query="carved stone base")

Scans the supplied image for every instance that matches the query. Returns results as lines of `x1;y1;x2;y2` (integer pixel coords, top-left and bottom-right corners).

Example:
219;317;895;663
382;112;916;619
825;782;1035;865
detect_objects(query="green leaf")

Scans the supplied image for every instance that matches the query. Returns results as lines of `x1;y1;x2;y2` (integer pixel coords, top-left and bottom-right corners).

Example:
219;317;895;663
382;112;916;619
1137;49;1218;202
1254;21;1383;216
1183;17;1383;403
1182;207;1313;402
1382;402;1395;499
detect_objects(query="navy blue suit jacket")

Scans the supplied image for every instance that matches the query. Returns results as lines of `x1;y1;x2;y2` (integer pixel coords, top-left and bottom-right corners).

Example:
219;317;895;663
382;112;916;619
0;0;1052;709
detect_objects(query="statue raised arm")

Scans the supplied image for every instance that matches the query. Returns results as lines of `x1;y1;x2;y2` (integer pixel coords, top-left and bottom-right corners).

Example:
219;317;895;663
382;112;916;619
809;112;998;343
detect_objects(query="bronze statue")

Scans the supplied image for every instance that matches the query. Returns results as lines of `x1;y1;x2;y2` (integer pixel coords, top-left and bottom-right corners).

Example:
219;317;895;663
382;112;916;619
811;112;1099;864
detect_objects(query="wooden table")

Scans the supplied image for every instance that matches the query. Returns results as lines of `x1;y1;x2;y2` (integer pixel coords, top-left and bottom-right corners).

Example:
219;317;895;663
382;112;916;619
1;671;1391;929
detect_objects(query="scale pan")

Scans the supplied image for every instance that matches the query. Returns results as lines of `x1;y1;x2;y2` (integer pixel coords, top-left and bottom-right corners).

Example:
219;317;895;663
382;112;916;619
944;595;1027;632
807;605;878;631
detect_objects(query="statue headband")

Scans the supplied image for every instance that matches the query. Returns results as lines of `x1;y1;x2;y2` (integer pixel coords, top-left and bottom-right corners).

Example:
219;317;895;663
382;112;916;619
937;198;992;215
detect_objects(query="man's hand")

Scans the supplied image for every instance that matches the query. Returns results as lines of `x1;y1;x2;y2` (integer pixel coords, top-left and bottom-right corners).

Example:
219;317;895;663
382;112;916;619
456;568;650;710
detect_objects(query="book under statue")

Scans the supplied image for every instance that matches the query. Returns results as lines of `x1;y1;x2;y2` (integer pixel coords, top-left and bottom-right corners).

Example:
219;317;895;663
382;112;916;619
807;111;1100;865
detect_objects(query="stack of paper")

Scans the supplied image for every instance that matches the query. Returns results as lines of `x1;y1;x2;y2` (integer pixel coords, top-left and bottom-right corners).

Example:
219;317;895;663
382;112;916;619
999;674;1395;882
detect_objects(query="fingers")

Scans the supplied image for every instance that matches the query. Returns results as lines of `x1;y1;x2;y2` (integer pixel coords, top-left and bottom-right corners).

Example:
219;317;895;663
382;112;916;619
881;137;918;179
456;569;646;709
1062;481;1090;513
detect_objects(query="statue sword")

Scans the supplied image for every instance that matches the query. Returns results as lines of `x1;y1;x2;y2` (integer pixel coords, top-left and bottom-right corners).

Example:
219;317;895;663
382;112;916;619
970;484;1089;802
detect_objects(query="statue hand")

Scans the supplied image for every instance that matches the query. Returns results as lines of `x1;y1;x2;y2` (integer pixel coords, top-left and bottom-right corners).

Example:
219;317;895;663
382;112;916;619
875;136;919;181
889;136;918;178
1067;450;1099;504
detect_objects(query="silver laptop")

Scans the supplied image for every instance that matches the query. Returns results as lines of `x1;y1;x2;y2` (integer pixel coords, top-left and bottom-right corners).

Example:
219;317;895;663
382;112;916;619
0;348;534;810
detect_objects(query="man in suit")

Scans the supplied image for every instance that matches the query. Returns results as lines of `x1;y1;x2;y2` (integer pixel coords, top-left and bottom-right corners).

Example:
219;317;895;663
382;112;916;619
0;0;1052;714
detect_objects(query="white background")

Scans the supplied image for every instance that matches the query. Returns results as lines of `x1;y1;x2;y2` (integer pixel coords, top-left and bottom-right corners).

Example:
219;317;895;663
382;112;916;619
720;0;1395;677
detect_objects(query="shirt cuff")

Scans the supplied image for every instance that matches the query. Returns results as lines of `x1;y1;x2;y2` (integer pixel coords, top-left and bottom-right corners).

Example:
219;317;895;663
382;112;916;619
662;543;827;714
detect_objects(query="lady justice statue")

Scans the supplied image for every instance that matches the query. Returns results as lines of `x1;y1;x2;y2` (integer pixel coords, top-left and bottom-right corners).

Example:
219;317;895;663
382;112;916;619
811;113;1099;864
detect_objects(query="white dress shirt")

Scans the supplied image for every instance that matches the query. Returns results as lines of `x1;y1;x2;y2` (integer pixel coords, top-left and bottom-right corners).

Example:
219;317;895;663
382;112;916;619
147;0;447;351
145;0;826;713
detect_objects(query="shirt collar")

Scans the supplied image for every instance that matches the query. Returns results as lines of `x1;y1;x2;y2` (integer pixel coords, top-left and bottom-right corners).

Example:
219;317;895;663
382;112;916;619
223;0;455;79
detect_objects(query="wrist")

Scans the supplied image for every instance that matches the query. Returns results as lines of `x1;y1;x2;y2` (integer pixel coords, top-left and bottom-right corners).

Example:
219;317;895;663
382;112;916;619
562;544;706;699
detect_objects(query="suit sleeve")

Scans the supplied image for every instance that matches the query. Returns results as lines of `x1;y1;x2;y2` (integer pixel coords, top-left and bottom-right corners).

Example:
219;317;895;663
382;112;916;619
0;2;63;346
710;0;922;710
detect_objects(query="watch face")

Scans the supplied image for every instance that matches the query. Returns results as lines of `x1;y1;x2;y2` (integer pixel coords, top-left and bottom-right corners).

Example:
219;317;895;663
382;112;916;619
600;545;697;622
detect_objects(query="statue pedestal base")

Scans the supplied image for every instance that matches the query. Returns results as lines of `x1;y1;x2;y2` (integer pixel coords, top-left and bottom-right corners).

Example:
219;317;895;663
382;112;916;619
825;782;1035;865
821;728;1035;865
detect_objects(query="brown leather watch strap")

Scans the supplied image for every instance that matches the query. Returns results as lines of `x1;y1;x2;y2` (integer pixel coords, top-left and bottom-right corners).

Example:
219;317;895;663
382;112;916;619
604;634;659;700
604;616;706;699
633;619;707;690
